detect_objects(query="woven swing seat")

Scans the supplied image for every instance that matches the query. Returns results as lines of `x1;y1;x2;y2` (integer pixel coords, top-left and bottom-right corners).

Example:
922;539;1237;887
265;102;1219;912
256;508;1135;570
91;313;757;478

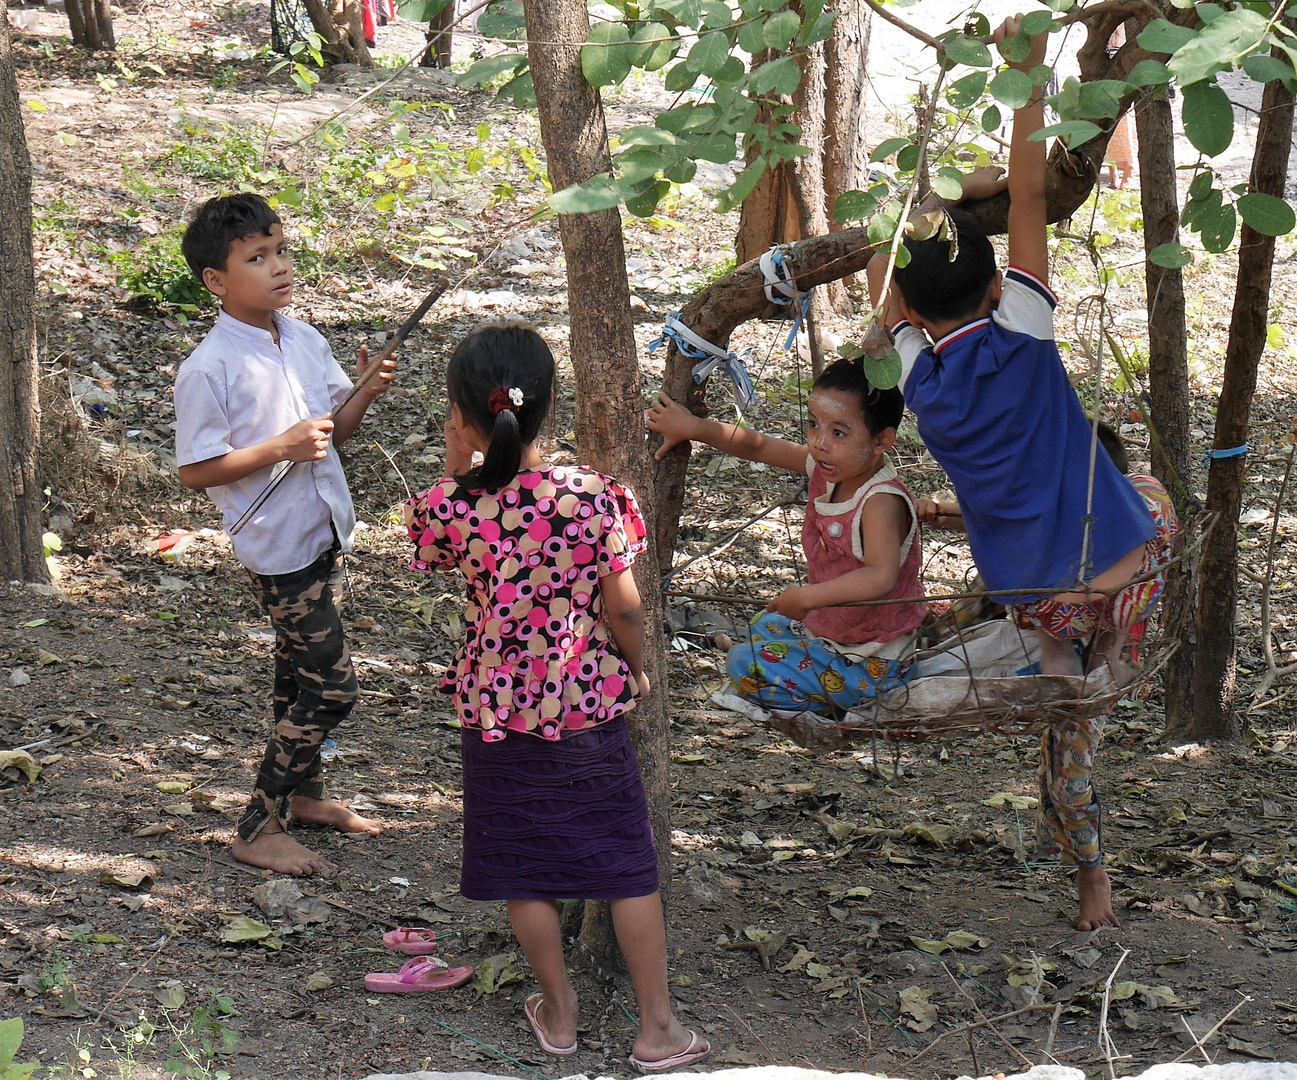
759;511;1213;753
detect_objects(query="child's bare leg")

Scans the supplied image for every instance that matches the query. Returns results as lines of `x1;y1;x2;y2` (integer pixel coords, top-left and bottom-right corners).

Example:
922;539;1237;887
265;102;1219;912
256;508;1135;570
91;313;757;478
1077;864;1119;931
1087;628;1138;687
1036;629;1082;676
611;892;708;1065
507;899;578;1052
290;795;382;835
232;817;331;876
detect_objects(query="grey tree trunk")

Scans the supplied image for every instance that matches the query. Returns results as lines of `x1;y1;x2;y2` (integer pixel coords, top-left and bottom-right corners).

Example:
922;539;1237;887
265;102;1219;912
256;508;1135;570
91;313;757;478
1133;87;1195;732
1188;55;1295;740
0;0;48;583
422;0;454;67
523;0;674;954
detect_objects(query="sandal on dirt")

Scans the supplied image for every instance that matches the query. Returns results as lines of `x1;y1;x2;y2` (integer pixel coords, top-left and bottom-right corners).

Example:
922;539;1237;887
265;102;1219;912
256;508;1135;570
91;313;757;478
524;993;577;1056
628;1031;711;1074
364;956;473;994
382;927;440;955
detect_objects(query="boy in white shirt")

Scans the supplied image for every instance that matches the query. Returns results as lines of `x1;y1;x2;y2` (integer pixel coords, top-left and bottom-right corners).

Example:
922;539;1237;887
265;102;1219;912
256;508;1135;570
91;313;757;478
175;194;395;875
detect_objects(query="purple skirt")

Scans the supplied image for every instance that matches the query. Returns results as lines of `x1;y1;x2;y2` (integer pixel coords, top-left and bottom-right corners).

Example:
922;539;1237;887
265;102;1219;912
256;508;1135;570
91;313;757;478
459;717;659;901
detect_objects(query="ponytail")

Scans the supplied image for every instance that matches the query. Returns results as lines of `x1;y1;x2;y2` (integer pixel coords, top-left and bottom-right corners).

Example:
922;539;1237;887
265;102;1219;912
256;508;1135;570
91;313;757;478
463;403;523;494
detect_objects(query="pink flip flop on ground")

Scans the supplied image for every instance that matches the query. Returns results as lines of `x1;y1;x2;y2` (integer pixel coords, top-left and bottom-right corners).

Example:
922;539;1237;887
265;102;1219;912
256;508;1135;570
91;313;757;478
382;927;439;955
364;956;473;994
524;993;577;1056
628;1031;711;1074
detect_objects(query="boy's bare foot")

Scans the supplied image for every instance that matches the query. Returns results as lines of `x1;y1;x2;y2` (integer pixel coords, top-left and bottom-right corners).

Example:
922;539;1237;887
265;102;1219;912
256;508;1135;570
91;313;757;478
231;819;331;876
290;795;382;835
1077;865;1120;930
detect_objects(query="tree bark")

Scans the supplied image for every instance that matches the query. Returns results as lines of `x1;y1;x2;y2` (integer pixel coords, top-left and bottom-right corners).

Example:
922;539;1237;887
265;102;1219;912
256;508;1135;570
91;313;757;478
524;0;673;950
0;1;48;584
300;0;368;64
338;0;372;66
64;0;86;48
1188;58;1295;740
823;1;869;221
92;0;114;51
422;0;454;67
1134;86;1195;732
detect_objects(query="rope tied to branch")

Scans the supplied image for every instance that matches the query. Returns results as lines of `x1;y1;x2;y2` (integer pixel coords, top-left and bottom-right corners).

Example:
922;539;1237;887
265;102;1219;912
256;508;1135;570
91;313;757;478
649;313;757;409
759;245;812;349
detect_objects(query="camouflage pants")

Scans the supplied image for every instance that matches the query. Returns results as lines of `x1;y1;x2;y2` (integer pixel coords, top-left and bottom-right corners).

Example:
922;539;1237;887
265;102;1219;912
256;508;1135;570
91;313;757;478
1037;717;1104;868
238;547;358;842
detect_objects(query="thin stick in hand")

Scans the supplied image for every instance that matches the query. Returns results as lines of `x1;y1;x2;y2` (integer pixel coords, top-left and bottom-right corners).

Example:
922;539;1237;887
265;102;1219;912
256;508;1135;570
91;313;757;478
228;277;448;536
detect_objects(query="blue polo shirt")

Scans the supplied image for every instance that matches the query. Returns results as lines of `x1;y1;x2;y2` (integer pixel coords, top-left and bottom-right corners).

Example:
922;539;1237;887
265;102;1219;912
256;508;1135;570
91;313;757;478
894;267;1154;601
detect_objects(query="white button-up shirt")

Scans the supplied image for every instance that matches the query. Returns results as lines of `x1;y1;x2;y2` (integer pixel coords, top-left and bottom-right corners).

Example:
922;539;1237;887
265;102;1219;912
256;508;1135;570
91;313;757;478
174;310;356;576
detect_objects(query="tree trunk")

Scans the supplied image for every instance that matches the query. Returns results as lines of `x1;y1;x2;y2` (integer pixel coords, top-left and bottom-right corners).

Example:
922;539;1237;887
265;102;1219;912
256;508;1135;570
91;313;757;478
92;0;114;51
823;2;869;219
421;0;454;67
1188;59;1294;740
73;0;101;50
339;0;372;66
300;0;368;65
524;0;673;954
1134;86;1195;733
0;1;48;584
64;0;86;48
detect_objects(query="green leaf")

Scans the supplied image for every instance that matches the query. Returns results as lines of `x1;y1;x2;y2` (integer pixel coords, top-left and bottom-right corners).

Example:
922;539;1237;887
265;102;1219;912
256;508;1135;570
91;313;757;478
941;32;992;68
1189;168;1214;200
750;55;800;96
869;137;910;162
0;1016;22;1071
394;0;450;20
762;9;800;50
1242;54;1297;90
619;124;679;149
1028;120;1102;147
861;350;903;390
548;174;625;214
653;0;702;24
1137;18;1197;55
1126;59;1172;87
1182;80;1233;156
931;173;964;200
471;952;525;995
998;29;1032;64
737;16;766;54
988;67;1033;109
582;21;633;87
663;62;698;91
866;207;900;246
1072;79;1129;120
700;0;732;28
693;131;738;163
982;104;1002;130
715;156;768;212
476;0;525;41
42;531;63;553
1020;9;1053;34
833;188;883;223
617;148;668;186
713;55;746;83
221;916;274;943
25;98;47;113
1149;242;1193;267
1201;200;1237;252
625;179;670;217
947;70;988;109
800;11;837;46
1042;0;1073;12
664;157;697;183
1238;192;1296;236
895;143;919;172
685;30;729;76
496;71;534;108
1168;7;1269;86
457;53;525;87
631;22;677;70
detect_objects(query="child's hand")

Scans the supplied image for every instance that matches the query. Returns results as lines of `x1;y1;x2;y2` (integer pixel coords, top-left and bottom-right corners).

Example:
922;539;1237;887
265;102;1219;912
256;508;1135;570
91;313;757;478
357;345;397;398
645;392;698;460
994;14;1048;71
280;416;335;462
916;496;964;530
959;165;1008;202
768;585;816;623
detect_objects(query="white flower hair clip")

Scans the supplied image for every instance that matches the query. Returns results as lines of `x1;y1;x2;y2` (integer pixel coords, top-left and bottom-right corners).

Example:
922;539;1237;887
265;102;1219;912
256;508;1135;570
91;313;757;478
508;386;524;408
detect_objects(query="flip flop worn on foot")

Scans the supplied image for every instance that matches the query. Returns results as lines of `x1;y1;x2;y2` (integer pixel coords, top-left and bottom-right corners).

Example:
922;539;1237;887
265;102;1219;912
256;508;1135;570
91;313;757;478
524;993;577;1056
364;956;473;994
628;1031;711;1074
382;927;439;955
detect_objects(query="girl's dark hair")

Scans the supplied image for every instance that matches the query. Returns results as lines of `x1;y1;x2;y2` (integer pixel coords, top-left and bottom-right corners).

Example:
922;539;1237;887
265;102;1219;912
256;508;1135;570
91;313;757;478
893;209;998;323
813;357;905;435
181;193;281;279
448;322;555;494
1095;419;1129;475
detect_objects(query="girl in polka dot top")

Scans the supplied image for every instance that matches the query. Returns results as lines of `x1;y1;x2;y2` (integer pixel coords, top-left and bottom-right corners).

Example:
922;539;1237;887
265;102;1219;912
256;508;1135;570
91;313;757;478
403;321;708;1071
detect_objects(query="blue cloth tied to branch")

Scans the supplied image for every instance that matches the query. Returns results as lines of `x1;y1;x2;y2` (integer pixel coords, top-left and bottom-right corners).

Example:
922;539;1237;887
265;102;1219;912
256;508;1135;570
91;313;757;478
649;314;756;409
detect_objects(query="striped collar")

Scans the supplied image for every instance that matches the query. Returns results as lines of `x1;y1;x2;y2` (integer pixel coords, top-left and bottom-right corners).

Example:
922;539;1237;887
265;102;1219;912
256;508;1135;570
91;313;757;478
932;318;991;354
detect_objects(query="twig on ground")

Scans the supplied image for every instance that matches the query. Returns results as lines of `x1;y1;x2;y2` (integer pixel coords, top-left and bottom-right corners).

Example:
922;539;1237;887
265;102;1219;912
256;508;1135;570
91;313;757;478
1180;1015;1213;1064
1042;1002;1062;1064
1097;947;1131;1078
909;968;1050;1067
716;1002;780;1065
856;980;874;1053
1171;993;1253;1063
91;924;181;1029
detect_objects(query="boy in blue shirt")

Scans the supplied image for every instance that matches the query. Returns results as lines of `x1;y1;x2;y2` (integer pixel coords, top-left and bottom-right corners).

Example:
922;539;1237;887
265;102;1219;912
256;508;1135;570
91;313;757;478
868;17;1160;930
175;194;395;876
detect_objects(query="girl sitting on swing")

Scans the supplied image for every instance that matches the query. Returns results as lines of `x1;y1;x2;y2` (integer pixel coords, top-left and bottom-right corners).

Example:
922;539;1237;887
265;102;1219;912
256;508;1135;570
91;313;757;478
647;358;927;717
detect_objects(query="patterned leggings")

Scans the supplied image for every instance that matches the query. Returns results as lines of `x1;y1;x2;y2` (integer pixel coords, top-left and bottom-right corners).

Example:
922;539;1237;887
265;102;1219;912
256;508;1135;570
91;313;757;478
1037;717;1104;867
239;548;358;842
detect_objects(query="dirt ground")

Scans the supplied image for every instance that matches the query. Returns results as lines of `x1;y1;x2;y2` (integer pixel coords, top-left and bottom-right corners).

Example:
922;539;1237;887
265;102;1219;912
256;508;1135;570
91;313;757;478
6;0;1297;1076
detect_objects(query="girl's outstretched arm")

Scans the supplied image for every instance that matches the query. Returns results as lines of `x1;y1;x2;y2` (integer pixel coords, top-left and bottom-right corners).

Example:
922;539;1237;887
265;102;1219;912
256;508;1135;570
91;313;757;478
600;567;649;697
646;392;808;472
767;491;907;620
